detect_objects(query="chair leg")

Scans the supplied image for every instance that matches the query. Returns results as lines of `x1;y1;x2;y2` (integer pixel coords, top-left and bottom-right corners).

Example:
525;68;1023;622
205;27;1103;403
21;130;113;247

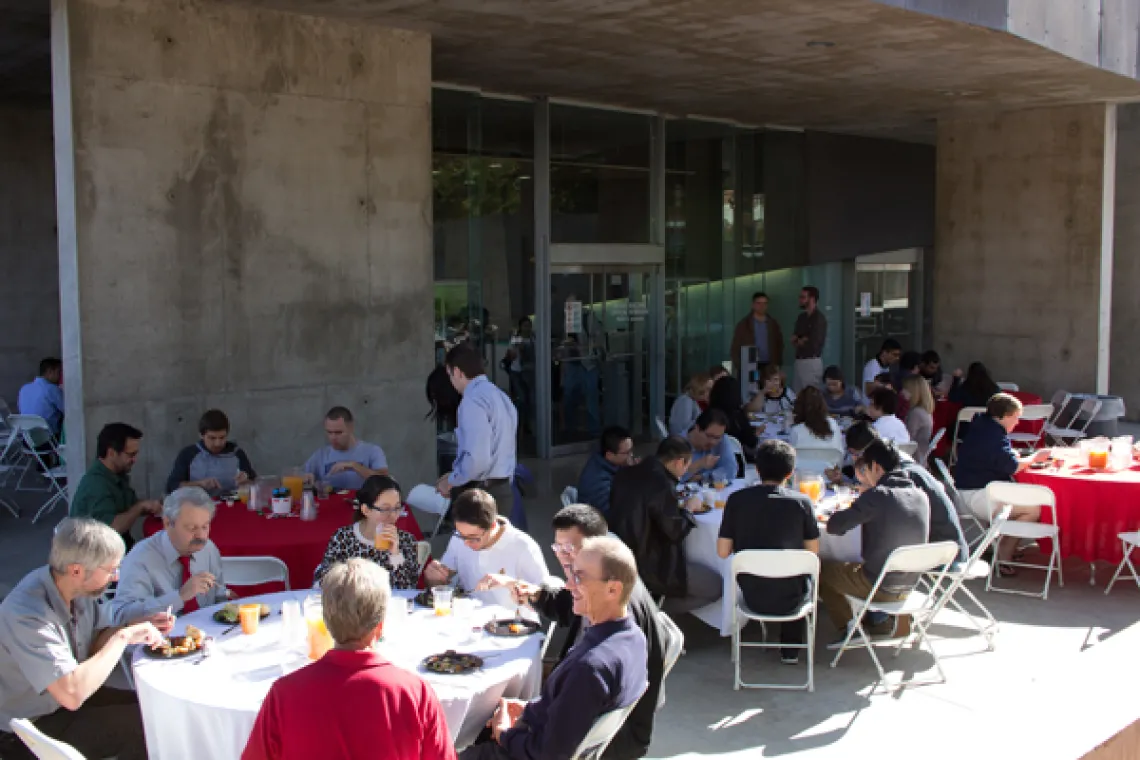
0;497;18;518
1104;551;1128;595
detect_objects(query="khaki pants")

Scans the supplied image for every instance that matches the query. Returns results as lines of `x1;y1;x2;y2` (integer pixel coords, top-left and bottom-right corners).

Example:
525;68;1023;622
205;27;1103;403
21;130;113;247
794;357;823;393
818;561;908;631
0;688;146;760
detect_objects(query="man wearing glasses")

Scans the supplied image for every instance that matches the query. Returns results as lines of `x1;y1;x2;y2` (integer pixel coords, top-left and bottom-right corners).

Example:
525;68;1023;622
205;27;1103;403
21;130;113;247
423;489;546;609
576;426;636;515
0;519;170;760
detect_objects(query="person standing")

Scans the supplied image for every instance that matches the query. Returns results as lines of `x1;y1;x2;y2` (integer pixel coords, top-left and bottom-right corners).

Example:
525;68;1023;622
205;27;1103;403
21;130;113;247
730;292;784;377
438;344;519;520
17;358;65;438
69;423;162;550
791;287;827;392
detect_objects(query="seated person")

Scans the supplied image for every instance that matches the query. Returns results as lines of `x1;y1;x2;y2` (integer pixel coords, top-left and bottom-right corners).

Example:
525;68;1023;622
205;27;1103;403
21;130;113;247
683;409;737;483
303;406;388;491
166;409;256;497
112;487;229;624
609;437;722;615
862;339;901;397
788;386;844;452
746;365;796;415
717;440;819;664
866;387;911;444
948;361;1000;408
69;423;162;550
17;358;64;438
901;375;935;464
460;537;649;760
423;489;547;606
891;352;921;421
954;394;1051;572
920;350;952;397
0;519;170;760
577;426;636;514
488;505;675;760
820;440;930;643
708;376;759;460
313;475;421;588
668;372;712;436
822;365;864;416
242;559;454;760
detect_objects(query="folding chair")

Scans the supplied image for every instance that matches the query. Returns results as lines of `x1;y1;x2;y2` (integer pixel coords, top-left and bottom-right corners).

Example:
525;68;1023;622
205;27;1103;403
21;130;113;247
922;428;946;467
724;434;745;478
1044;397;1101;447
919;506;1012;651
8;718;87;760
932;458;986;550
1104;531;1140;595
658;611;685;678
406;483;451;538
1008;404;1053;452
949;406;986;465
569;686;648;760
794;447;843;472
1043;390;1071;430
221;555;291;590
996;382;1020;392
654;416;669;439
898;441;918;458
829;541;959;691
984;482;1062;600
8;414;69;523
730;550;819;691
0;403;19;516
561;486;579;508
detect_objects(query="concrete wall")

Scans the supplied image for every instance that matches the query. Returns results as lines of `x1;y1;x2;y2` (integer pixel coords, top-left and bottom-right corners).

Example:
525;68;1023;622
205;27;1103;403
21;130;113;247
933;104;1113;400
52;0;435;495
1111;104;1140;419
0;104;59;408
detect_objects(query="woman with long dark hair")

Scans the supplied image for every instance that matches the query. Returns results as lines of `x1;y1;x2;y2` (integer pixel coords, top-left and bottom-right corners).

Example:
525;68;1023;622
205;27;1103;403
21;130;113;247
426;364;461;475
949;361;1000;408
789;386;844;451
708;375;759;458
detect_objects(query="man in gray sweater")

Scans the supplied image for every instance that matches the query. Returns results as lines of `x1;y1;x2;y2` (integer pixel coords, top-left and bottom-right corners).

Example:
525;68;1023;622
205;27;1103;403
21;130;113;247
821;439;930;645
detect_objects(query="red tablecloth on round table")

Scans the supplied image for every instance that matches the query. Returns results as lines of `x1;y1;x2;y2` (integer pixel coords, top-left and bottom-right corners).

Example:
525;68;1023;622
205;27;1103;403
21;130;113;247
1017;462;1140;565
932;391;1044;458
144;493;424;592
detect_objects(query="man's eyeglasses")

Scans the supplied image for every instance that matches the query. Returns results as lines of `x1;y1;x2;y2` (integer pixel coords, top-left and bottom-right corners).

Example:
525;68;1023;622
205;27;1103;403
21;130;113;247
458;529;488;546
570;568;613;586
97;564;120;579
551;542;578;555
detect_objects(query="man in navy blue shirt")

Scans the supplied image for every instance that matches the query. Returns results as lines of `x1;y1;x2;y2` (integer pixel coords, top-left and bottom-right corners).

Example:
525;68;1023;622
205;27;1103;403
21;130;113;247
577;427;636;514
460;536;649;760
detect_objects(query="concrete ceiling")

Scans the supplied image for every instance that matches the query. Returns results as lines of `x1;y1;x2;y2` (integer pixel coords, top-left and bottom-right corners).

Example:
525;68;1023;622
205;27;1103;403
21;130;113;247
4;0;1140;141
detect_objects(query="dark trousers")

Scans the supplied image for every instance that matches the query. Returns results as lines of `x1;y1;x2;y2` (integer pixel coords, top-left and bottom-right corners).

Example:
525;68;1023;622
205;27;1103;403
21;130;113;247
460;734;514;760
0;688;146;760
743;586;808;656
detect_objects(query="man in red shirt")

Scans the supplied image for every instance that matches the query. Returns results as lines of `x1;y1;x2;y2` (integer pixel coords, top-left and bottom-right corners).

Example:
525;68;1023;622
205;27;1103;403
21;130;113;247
242;559;455;760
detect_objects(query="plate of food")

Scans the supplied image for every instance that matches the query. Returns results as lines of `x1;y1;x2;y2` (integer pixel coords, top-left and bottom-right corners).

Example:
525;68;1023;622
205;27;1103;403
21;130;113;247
422;650;484;675
144;625;206;659
484;617;541;637
414;588;468;608
213;602;271;624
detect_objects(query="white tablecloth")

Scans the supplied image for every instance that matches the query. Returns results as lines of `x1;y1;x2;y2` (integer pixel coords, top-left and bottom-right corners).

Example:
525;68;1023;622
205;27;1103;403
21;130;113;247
684;479;863;636
132;590;544;759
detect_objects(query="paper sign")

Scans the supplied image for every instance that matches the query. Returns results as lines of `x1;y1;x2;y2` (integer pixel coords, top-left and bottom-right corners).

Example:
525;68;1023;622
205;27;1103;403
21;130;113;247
565;300;583;334
859;292;872;318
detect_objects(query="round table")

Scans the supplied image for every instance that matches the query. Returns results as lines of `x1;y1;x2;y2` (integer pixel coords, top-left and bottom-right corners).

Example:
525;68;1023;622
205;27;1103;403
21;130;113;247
132;590;544;758
144;493;424;592
1017;460;1140;569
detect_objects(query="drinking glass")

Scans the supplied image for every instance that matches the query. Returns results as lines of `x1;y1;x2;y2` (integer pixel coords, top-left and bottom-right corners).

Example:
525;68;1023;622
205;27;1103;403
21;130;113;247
283;467;305;505
239;604;261;635
280;600;302;647
432;586;454;617
304;596;333;660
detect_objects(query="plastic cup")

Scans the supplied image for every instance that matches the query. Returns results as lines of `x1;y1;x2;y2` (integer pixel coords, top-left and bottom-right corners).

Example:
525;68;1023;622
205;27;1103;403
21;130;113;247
375;531;393;552
239;604;261;635
432;586;454;616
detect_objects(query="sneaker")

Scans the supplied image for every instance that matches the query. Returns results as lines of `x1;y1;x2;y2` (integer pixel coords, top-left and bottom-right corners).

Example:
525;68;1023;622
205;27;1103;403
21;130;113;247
780;651;800;665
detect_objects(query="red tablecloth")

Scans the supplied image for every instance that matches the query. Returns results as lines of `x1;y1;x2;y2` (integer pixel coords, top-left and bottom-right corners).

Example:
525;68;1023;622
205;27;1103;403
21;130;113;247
1017;462;1140;564
144;493;424;593
932;391;1044;459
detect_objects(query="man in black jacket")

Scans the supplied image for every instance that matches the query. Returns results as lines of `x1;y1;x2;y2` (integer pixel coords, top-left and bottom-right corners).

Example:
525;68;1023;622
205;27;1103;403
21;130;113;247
490;505;676;760
608;436;722;614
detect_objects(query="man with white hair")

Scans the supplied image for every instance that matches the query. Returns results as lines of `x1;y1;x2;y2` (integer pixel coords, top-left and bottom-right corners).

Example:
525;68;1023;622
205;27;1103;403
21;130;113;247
461;536;649;760
112;486;229;623
242;559;454;760
0;518;168;760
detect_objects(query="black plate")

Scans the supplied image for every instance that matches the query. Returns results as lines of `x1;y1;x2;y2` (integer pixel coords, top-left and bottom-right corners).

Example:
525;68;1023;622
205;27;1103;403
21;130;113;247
484;618;541;637
142;635;204;659
422;650;484;674
414;589;468;608
213;605;271;624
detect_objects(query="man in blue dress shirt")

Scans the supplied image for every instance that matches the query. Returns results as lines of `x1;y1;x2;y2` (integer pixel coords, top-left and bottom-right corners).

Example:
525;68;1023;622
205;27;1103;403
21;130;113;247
17;358;65;438
437;344;518;520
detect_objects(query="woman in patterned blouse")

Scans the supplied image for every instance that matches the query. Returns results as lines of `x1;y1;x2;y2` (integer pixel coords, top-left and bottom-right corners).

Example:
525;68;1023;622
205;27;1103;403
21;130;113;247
313;475;421;588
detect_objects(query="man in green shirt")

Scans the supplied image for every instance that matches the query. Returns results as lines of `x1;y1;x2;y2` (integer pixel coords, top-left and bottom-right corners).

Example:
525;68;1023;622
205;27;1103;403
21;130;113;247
70;423;161;549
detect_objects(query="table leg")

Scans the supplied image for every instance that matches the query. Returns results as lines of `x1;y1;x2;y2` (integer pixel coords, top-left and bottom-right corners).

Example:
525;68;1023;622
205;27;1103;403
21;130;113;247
1089;561;1097;586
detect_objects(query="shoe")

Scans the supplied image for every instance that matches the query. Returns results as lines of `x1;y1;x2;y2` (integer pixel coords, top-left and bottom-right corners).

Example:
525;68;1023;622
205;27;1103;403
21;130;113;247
781;651;800;664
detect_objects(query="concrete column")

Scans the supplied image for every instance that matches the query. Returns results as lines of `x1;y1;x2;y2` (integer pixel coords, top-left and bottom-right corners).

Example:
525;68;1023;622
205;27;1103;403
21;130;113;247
1112;104;1140;419
51;0;434;494
933;103;1116;400
0;104;59;406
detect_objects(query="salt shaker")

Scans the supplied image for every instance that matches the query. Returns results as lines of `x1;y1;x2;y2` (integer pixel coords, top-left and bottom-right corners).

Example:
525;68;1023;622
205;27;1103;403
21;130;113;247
301;490;317;521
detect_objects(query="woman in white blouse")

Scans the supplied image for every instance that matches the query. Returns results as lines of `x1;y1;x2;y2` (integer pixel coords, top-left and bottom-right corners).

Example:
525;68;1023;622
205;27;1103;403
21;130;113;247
788;387;844;451
902;374;935;464
669;371;713;435
747;365;796;416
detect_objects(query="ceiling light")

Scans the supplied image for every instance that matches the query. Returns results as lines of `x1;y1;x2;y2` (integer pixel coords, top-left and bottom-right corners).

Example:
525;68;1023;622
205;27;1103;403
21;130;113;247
490;163;502;168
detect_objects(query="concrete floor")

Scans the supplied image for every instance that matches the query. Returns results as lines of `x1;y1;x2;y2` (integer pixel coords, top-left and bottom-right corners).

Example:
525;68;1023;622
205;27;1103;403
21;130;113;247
2;449;1138;759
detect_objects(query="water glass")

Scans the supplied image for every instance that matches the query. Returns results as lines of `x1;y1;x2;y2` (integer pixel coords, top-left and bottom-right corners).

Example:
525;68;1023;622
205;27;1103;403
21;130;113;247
432;586;454;616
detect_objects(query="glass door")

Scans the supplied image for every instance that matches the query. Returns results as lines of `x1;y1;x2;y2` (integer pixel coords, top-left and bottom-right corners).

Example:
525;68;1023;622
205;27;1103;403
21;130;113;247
549;265;654;453
853;251;923;375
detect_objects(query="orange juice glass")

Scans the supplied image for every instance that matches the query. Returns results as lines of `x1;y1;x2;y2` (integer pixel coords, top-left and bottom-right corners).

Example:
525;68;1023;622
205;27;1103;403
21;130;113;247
374;532;393;552
1089;449;1109;469
798;477;823;503
432;586;454;616
239;604;261;635
306;617;333;659
282;474;304;505
237;484;250;504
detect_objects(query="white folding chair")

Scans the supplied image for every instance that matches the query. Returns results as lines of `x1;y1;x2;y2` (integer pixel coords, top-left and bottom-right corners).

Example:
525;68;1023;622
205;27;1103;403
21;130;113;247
8;718;88;759
898;441;918;457
654;416;669;439
921;427;947;468
1044;397;1101;446
1008;404;1053;452
984;482;1062;600
1104;531;1140;595
793;446;842;472
829;541;959;691
931;458;987;549
8;414;69;523
406;483;451;538
919;506;1012;651
949;406;986;465
221;555;291;590
724;434;745;477
561;486;579;508
996;382;1020;392
658;611;685;678
569;686;647;760
415;541;432;569
730;550;819;691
